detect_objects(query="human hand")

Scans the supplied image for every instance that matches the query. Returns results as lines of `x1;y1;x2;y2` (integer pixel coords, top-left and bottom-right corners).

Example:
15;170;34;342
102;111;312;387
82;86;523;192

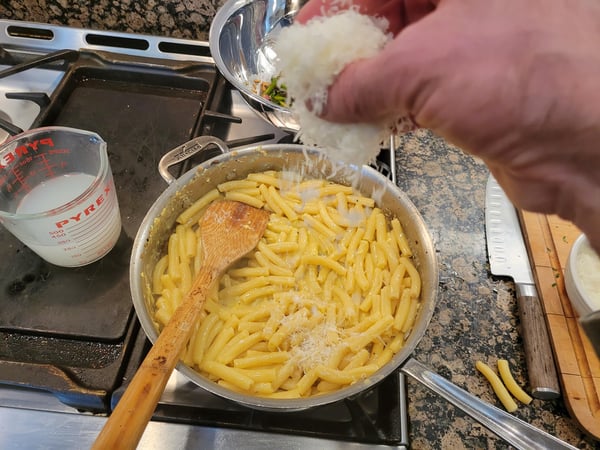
296;0;438;34
296;0;600;252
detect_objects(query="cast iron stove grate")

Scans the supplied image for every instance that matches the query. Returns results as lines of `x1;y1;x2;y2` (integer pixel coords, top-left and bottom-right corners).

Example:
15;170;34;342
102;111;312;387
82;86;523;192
0;48;230;412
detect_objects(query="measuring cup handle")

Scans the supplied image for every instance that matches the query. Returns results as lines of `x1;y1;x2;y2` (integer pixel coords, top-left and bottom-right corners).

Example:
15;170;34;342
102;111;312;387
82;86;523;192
158;136;230;184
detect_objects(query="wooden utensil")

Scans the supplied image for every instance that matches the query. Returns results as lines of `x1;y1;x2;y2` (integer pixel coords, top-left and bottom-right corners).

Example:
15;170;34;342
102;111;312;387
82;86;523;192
92;200;270;450
519;212;600;440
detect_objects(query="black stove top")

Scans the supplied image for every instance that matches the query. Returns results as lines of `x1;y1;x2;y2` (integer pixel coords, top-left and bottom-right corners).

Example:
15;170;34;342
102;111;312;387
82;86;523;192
0;42;407;448
1;49;225;412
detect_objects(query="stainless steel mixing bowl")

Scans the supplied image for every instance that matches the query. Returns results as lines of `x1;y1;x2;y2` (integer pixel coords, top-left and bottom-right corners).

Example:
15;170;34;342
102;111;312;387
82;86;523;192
209;0;305;132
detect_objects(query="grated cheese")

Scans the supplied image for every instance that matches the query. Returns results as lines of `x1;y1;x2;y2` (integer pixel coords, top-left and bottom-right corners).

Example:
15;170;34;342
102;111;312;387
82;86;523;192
289;321;343;372
275;9;393;166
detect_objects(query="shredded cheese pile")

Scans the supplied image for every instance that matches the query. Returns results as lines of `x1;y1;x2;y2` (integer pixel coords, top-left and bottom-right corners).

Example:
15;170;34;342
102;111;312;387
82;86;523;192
275;9;393;166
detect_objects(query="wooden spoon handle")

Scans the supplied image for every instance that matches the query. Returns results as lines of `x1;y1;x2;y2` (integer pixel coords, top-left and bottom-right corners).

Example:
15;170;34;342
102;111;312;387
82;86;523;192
91;266;215;450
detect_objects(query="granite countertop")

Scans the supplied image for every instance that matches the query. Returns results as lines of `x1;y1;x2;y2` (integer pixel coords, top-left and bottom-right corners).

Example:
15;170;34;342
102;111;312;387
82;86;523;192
2;2;598;449
394;130;597;449
0;0;220;41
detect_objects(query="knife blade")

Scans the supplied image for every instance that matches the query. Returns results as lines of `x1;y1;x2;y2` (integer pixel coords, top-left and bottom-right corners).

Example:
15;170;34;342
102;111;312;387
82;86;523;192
485;174;560;399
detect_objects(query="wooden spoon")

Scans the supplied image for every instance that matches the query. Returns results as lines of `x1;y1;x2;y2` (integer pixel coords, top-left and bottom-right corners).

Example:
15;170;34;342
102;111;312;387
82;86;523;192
92;200;270;450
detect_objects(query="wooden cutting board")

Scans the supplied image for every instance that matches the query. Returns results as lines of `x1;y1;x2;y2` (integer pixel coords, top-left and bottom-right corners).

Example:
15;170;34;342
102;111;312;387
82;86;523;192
519;211;600;440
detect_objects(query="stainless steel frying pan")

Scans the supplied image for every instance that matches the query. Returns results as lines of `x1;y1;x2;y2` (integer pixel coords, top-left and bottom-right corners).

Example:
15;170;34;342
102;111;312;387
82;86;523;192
130;137;576;450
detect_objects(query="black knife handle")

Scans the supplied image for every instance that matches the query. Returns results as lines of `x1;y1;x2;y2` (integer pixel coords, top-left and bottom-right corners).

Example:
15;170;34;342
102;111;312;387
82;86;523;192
517;291;561;399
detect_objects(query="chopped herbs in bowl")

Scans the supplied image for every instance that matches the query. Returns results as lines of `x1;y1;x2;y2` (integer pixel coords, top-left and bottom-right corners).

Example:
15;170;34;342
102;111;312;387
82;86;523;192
251;76;291;108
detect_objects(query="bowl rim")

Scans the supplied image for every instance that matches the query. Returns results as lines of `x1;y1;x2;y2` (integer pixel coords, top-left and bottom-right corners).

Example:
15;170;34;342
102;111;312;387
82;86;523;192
566;233;600;315
208;0;294;115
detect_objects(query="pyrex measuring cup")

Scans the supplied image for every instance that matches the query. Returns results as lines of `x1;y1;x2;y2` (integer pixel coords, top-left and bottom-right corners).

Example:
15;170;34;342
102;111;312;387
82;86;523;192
0;126;122;267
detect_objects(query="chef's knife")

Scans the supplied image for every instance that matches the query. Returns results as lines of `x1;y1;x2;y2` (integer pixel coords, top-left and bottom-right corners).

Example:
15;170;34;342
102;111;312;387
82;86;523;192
485;175;561;399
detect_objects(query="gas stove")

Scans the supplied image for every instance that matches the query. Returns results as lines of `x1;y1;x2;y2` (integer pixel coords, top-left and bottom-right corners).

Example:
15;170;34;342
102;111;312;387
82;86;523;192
0;63;63;142
0;20;407;449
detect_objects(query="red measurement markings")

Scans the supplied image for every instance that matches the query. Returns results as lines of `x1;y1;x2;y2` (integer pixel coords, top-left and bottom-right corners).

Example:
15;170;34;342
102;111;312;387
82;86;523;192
36;152;59;179
0;137;63;193
10;165;32;193
0;137;55;169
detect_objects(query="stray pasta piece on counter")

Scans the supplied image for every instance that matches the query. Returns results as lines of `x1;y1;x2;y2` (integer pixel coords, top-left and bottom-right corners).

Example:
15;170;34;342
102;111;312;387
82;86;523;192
497;359;533;405
151;170;423;398
476;360;518;412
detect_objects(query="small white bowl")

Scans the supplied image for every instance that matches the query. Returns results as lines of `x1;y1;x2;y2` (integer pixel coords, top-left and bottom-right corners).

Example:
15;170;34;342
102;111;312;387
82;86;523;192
565;234;600;316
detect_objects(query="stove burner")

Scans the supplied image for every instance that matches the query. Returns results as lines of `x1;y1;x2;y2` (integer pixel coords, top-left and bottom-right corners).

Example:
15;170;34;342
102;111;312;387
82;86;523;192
0;36;407;447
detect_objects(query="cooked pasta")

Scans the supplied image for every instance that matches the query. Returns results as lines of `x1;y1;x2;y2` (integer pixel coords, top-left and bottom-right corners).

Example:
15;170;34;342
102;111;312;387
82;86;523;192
151;170;422;398
497;359;533;405
476;360;518;413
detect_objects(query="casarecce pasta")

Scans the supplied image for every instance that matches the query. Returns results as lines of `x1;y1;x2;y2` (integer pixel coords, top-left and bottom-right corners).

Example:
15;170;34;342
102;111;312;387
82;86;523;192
151;170;422;398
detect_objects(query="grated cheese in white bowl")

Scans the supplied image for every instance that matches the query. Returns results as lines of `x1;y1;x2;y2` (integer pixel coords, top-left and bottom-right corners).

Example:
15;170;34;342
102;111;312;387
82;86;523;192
574;237;600;310
274;9;396;166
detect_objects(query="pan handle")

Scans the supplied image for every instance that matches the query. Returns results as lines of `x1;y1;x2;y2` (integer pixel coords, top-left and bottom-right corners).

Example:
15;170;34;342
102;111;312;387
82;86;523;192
158;136;229;184
401;358;577;450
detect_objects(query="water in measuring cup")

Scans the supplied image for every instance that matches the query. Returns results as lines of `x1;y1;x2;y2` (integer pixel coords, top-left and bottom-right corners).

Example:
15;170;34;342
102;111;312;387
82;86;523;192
16;173;95;214
15;172;121;266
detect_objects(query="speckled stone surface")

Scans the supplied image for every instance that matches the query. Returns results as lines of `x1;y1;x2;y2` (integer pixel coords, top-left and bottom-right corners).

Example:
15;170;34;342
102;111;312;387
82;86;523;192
394;130;597;449
3;3;599;449
0;0;222;41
